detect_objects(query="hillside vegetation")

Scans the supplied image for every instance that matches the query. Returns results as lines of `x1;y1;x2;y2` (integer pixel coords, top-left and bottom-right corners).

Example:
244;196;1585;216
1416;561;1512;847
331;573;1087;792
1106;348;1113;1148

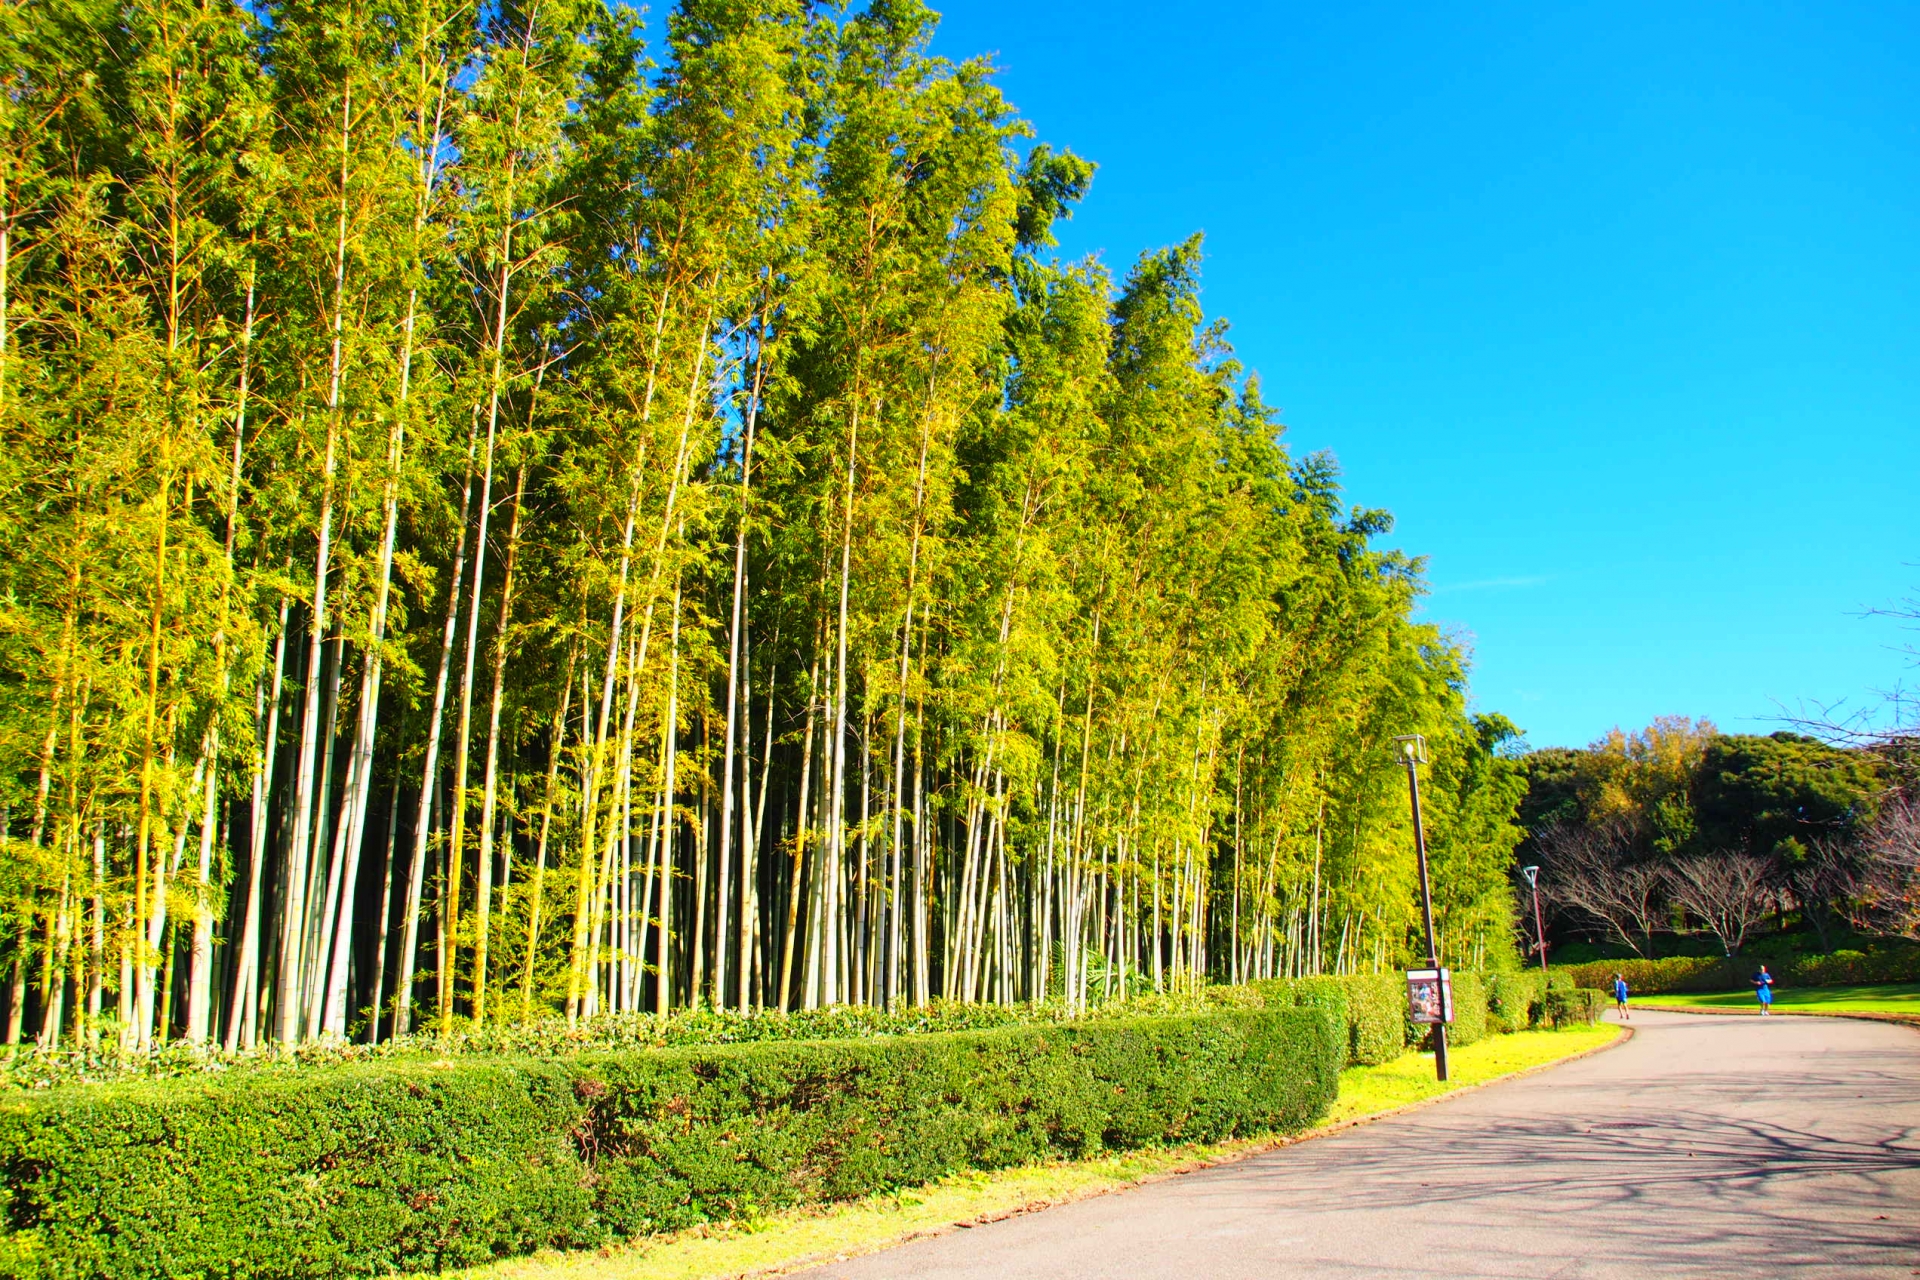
1521;718;1916;959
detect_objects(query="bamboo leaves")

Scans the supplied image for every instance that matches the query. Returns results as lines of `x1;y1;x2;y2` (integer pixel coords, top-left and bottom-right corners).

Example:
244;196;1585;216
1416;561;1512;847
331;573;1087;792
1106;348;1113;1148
0;0;1527;1056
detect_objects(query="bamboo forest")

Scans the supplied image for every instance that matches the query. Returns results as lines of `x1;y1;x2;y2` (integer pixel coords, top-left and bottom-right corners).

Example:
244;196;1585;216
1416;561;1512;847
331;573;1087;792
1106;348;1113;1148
0;0;1530;1055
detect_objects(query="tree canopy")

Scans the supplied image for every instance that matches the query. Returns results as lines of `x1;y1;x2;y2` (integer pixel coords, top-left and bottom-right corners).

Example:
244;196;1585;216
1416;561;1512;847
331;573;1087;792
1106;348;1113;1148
1519;719;1891;955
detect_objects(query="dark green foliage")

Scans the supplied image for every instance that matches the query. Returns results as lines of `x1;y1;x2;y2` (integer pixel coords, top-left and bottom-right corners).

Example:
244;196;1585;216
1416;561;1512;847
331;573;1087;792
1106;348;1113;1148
1562;955;1729;994
1248;976;1347;1056
1694;733;1881;857
1519;723;1890;960
0;1058;590;1278
1791;948;1920;986
1284;976;1351;1024
0;1011;1339;1279
1563;942;1920;994
1517;747;1586;850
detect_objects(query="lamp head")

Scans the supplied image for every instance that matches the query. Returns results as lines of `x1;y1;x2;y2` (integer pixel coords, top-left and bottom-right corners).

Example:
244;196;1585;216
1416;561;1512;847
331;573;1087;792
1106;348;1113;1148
1521;865;1539;887
1391;733;1429;764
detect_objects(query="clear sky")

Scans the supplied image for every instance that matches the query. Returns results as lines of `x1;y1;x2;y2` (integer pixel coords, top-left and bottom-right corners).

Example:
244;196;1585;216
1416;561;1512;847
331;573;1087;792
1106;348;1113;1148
926;0;1920;750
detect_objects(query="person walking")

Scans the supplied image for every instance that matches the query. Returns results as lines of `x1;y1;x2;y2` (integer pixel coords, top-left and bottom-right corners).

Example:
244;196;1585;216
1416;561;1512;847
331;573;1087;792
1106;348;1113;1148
1752;964;1775;1016
1611;973;1630;1020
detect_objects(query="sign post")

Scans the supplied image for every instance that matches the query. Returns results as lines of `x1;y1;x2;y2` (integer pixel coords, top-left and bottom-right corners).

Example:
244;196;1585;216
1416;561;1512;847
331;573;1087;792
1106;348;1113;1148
1394;734;1449;1082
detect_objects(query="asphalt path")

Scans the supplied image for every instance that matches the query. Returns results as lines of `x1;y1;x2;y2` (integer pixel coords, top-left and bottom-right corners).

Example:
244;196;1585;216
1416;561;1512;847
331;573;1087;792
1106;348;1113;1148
802;1010;1920;1279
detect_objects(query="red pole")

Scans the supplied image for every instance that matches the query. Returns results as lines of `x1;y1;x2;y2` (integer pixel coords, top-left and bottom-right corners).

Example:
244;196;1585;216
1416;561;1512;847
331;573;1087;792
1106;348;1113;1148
1531;878;1549;976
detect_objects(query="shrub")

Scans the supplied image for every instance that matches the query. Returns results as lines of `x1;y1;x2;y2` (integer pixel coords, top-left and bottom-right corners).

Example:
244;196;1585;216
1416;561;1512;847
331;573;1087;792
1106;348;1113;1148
1485;971;1547;1033
1560;942;1920;996
1444;972;1489;1048
0;1010;1339;1280
1544;989;1607;1027
0;1000;1062;1093
1251;974;1402;1067
1284;975;1352;1024
1561;956;1727;994
1247;976;1347;1030
1781;946;1920;986
1333;974;1406;1065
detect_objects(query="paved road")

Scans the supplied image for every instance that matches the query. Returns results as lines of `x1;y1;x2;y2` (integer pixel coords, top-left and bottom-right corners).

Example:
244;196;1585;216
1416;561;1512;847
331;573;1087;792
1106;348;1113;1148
803;1010;1920;1279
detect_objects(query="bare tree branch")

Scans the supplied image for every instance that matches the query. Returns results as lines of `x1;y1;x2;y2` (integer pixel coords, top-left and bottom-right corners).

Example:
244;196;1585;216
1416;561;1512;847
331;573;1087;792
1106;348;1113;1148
1668;852;1774;957
1536;820;1667;958
1850;791;1920;940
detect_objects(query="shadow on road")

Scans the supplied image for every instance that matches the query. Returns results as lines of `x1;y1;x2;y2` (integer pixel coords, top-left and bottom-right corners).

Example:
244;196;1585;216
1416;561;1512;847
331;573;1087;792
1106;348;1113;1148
812;1013;1920;1279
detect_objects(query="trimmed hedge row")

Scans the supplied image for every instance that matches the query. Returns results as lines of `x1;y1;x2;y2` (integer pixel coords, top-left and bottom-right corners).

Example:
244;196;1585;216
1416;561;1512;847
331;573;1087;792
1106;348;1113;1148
1253;970;1518;1061
1442;972;1488;1048
1251;974;1405;1066
1486;971;1548;1033
1561;943;1920;995
0;1010;1339;1280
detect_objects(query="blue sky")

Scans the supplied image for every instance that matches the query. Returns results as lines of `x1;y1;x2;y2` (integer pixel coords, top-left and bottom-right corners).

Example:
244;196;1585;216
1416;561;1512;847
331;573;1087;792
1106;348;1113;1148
926;0;1920;750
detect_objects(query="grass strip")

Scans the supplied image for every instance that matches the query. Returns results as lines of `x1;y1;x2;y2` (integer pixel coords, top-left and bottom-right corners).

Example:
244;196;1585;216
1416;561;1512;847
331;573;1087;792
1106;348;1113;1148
451;1023;1621;1280
1636;982;1919;1016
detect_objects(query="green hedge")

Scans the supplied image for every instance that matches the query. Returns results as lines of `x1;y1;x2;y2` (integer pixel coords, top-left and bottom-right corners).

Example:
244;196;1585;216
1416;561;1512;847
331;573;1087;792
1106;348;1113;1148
1561;943;1920;996
0;1010;1339;1280
1486;971;1548;1033
0;1000;1159;1093
1398;971;1489;1052
1561;955;1727;994
1443;972;1489;1047
1545;989;1607;1027
1791;948;1920;985
1251;973;1404;1066
1337;975;1406;1065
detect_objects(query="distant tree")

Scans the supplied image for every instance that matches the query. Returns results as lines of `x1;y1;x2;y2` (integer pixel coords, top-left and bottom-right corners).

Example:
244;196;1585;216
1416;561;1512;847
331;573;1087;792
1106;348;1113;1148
1536;818;1667;958
1694;732;1880;856
1668;852;1774;957
1690;732;1880;946
1791;834;1864;951
1851;791;1920;940
1515;747;1584;853
1598;717;1717;854
1520;720;1718;864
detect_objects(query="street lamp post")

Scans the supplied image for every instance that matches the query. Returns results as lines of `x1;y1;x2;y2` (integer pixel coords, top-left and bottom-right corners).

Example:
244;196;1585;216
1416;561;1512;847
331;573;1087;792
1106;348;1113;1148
1521;865;1549;977
1394;734;1448;1083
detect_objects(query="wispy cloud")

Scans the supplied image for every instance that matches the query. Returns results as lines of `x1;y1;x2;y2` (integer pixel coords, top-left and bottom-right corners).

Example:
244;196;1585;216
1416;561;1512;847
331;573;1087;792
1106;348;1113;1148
1428;575;1551;596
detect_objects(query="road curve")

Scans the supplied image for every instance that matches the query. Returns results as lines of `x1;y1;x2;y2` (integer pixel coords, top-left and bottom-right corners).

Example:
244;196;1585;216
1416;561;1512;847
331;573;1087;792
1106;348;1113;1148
801;1010;1920;1279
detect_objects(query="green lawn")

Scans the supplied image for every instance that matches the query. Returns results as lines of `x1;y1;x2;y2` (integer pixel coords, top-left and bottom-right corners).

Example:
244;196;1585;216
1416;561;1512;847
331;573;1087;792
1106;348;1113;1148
448;1024;1621;1280
1641;982;1920;1015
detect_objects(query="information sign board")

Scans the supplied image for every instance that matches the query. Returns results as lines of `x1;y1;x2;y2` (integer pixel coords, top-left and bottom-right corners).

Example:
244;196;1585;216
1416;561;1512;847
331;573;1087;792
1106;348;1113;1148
1405;967;1454;1025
